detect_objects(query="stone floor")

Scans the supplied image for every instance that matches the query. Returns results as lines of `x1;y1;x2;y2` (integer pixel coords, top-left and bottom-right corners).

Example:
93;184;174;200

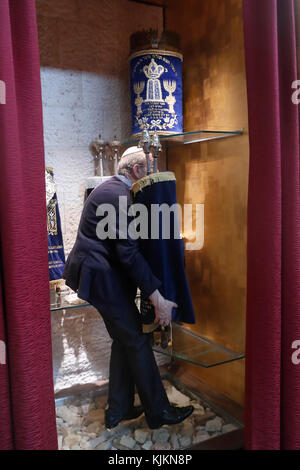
56;378;241;450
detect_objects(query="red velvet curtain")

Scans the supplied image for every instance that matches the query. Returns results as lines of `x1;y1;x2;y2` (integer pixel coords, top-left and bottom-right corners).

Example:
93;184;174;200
0;0;57;450
243;0;300;450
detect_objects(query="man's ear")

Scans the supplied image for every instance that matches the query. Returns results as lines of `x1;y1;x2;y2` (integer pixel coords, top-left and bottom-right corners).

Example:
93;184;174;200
131;164;139;179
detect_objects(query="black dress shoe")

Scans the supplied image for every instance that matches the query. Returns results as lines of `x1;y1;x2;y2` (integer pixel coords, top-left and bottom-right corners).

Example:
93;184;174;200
146;405;194;429
105;405;144;429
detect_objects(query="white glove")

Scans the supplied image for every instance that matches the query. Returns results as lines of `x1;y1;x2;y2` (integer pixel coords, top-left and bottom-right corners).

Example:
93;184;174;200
149;289;178;327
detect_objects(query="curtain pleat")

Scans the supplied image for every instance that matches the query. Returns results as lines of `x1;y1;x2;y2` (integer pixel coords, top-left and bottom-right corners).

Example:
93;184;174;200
0;0;57;450
243;0;300;450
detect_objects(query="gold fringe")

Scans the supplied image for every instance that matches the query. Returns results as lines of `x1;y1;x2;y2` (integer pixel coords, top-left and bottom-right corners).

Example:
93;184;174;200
131;171;176;196
142;322;160;334
129;49;183;61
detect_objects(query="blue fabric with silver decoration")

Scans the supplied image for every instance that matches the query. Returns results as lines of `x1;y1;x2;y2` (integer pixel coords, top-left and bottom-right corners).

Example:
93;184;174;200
130;49;183;136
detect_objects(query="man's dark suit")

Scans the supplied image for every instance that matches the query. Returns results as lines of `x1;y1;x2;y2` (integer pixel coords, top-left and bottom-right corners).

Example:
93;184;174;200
63;176;170;421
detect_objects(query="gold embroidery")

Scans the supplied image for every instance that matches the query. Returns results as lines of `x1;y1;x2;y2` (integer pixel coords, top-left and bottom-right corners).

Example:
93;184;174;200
131;171;176;196
47;199;58;235
129;49;183;61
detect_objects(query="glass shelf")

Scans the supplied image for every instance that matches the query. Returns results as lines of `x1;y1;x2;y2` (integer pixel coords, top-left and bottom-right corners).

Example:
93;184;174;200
50;295;90;312
122;129;243;148
50;293;244;368
50;292;141;312
153;323;245;368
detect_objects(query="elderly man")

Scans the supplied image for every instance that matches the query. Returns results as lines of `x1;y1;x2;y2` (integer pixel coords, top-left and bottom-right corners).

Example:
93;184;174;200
63;146;194;430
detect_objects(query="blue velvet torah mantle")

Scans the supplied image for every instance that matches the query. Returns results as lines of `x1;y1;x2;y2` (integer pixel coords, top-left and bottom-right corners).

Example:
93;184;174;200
130;49;183;136
46;167;65;282
131;172;195;331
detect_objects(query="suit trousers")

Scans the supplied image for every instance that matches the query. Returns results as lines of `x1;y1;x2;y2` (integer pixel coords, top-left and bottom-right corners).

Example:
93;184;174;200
88;290;171;421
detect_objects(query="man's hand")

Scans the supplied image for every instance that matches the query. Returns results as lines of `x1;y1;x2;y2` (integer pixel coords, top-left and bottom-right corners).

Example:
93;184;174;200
149;289;178;328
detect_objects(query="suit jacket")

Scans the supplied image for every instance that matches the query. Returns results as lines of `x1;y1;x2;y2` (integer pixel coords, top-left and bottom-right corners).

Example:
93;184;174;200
63;176;162;308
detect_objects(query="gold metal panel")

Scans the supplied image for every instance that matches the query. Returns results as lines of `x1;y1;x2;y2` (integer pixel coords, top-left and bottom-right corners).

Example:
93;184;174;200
166;0;249;406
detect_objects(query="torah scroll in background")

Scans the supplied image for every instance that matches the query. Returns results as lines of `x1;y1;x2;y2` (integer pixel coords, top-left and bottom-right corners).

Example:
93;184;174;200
46;167;66;283
129;30;183;137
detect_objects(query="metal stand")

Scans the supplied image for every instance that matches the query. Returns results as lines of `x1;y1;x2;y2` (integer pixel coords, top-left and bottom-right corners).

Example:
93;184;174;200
138;129;152;174
151;132;162;173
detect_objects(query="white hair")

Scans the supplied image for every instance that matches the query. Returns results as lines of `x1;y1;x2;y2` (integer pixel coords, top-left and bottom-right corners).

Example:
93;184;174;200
118;146;146;178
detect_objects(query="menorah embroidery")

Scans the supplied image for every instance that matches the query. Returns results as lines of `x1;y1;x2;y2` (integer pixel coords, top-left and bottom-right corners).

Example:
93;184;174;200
163;80;177;114
134;82;145;115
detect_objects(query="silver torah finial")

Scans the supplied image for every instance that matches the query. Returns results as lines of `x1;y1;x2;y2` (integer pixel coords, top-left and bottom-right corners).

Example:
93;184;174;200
89;134;105;177
151;132;161;173
111;136;121;175
138;129;152;175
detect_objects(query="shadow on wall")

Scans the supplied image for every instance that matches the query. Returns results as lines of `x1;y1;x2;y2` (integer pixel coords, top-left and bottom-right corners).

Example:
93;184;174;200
51;304;169;393
51;307;112;392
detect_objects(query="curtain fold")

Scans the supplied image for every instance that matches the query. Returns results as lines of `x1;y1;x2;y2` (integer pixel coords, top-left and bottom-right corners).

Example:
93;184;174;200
243;0;300;450
0;0;57;450
0;262;13;450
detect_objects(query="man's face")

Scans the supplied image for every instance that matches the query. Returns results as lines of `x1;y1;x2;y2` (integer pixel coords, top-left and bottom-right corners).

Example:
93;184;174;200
132;153;154;180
